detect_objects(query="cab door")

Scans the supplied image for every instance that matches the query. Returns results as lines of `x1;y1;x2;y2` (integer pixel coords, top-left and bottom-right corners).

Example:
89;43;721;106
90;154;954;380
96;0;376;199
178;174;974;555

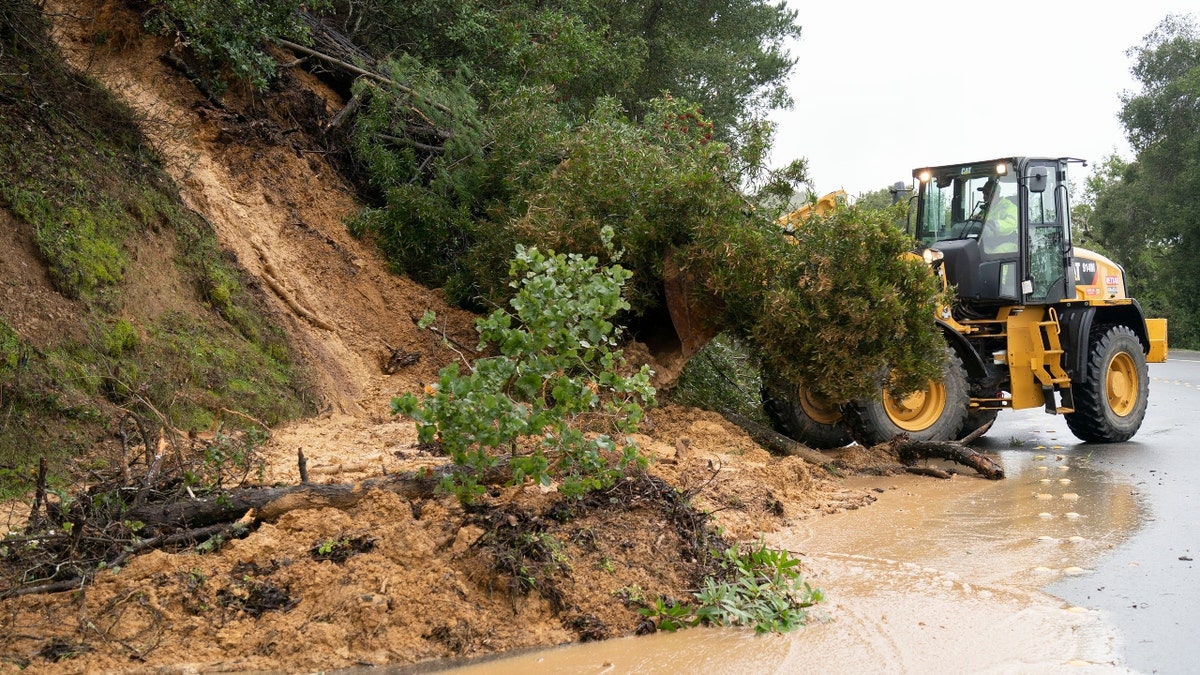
1023;160;1075;303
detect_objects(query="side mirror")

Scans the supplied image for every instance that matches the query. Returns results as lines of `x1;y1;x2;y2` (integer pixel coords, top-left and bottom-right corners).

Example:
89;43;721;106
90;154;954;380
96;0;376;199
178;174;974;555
1028;167;1049;194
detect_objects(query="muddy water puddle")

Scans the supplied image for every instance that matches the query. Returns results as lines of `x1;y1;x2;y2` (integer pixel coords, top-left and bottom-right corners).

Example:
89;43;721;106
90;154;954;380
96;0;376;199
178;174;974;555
415;436;1144;674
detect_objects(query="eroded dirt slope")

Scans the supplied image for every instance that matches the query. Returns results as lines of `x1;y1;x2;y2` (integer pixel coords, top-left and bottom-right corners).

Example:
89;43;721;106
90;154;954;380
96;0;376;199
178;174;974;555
0;4;875;672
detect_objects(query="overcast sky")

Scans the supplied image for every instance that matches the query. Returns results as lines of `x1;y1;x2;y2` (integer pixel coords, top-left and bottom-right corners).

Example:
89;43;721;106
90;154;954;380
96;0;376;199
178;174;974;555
769;2;1197;197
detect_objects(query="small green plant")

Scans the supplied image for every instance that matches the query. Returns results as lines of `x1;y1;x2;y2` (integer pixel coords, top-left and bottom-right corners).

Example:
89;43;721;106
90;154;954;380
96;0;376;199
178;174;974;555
101;319;140;358
393;231;655;503
183;428;268;493
639;541;822;634
1008;436;1026;448
310;533;377;563
641;596;694;631
614;584;644;605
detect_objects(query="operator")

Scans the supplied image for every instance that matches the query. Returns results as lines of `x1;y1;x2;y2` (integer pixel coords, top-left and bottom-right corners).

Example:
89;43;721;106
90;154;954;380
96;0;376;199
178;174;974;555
979;179;1018;254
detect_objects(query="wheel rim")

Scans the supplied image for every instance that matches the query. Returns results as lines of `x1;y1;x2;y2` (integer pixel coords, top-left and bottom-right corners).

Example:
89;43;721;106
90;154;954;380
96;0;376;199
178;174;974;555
797;388;842;425
1106;351;1139;417
882;379;947;432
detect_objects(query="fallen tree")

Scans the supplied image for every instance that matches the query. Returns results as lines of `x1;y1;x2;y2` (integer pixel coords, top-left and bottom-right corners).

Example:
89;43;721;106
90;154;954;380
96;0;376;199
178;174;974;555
718;409;835;469
889;422;1005;479
123;468;438;531
718;409;1003;480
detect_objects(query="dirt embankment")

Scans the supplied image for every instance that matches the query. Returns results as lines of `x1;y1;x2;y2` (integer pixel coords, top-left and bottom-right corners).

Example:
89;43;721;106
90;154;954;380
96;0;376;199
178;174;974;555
0;4;881;672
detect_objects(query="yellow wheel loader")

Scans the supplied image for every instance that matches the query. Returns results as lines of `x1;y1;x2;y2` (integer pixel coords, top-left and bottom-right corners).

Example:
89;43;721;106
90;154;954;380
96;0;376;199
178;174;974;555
762;157;1168;446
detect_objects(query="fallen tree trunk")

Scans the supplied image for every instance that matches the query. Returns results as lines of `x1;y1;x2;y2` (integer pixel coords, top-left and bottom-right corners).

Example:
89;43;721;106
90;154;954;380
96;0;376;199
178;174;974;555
720;409;1002;479
904;465;952;479
890;421;1005;480
125;473;440;531
718;410;834;468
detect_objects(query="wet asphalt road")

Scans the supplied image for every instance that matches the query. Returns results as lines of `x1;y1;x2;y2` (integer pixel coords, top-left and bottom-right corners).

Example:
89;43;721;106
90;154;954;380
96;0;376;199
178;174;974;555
993;349;1200;674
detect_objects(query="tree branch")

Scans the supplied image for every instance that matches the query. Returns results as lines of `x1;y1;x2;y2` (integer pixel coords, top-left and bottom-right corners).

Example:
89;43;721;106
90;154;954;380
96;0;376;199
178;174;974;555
275;39;456;118
718;409;834;468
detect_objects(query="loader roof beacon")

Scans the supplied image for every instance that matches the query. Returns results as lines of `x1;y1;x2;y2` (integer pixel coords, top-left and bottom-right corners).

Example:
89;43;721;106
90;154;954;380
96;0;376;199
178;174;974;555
762;157;1168;448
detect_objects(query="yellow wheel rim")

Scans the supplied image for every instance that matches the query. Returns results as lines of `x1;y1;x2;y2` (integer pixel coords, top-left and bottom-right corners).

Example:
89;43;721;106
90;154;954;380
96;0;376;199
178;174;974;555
1106;352;1139;417
882;379;947;432
797;388;841;425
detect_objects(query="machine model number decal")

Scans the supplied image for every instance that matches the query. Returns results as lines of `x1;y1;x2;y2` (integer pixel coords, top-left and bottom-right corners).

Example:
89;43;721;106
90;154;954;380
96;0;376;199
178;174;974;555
1073;259;1098;284
1086;287;1100;296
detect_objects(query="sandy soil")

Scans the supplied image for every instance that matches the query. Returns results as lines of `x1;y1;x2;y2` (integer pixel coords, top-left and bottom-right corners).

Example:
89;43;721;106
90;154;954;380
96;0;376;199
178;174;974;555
0;4;886;672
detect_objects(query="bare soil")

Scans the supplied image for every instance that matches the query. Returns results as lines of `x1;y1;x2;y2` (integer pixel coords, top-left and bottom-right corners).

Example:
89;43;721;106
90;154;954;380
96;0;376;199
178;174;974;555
0;4;885;672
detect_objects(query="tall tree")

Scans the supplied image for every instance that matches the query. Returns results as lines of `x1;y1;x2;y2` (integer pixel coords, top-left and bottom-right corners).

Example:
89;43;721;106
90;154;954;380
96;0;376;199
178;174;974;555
597;0;801;138
325;0;800;139
1090;13;1200;346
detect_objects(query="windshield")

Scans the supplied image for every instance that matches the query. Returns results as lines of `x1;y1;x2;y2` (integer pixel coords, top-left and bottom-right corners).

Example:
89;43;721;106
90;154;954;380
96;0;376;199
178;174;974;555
912;164;1018;249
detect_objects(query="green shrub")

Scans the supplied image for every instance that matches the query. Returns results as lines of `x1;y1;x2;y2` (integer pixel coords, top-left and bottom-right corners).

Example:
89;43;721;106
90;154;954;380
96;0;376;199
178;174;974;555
640;540;823;633
393;232;654;502
688;202;946;401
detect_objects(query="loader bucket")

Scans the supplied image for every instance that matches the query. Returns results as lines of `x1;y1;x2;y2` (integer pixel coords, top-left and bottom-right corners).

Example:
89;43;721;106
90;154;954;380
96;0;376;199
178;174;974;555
633;252;720;391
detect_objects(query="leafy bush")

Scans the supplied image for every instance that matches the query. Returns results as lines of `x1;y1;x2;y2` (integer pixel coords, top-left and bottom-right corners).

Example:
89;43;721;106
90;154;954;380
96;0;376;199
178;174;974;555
392;232;654;502
511;97;748;315
640;541;822;633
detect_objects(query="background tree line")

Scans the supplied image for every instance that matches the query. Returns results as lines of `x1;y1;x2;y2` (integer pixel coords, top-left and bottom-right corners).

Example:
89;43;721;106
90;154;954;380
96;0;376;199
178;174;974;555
1075;13;1200;349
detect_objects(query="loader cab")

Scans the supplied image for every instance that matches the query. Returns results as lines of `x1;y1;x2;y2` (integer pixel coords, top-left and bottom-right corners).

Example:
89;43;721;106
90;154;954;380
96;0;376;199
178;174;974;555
910;157;1076;308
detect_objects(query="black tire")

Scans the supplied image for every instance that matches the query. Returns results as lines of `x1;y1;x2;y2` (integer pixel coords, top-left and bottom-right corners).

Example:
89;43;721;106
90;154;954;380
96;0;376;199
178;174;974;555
958;409;998;440
1064;325;1149;443
841;348;970;446
761;376;852;449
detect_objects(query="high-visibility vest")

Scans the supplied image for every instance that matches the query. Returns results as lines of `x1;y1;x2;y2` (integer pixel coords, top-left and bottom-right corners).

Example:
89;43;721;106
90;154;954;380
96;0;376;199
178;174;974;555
983;198;1019;253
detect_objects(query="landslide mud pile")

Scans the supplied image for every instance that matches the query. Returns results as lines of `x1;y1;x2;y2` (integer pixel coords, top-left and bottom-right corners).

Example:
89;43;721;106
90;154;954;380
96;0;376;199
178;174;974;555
0;4;878;671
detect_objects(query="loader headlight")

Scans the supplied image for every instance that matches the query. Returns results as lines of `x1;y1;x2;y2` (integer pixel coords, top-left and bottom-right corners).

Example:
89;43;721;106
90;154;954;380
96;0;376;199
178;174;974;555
922;249;944;265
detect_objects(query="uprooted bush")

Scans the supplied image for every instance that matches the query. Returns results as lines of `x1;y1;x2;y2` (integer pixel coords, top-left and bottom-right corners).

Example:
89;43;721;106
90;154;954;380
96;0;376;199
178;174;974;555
146;0;326;93
670;334;768;425
639;540;823;634
520;99;945;400
0;418;269;597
